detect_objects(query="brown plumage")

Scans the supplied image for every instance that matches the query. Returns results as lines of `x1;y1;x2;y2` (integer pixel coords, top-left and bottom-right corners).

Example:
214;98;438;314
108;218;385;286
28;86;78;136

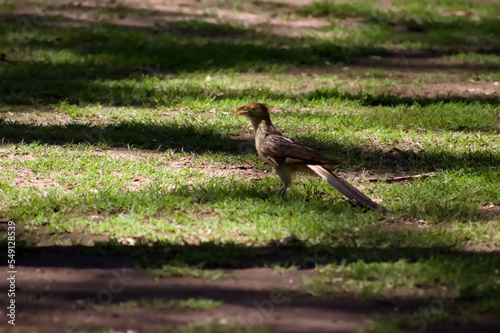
236;102;383;211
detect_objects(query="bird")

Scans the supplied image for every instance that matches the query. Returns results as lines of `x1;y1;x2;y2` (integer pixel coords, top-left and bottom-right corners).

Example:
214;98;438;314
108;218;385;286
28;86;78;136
236;102;383;211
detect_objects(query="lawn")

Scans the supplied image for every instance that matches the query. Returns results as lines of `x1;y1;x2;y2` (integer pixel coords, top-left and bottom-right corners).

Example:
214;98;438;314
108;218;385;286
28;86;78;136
0;0;499;332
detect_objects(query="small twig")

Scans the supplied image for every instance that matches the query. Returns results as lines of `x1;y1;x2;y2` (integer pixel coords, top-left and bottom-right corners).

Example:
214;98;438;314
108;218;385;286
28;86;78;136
367;172;437;183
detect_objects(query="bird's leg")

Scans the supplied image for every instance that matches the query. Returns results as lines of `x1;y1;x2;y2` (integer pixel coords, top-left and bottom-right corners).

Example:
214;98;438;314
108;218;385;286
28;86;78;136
275;165;293;199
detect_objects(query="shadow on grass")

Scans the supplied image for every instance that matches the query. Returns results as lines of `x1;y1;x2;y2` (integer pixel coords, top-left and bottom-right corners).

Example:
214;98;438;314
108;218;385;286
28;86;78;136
0;13;359;81
0;120;246;154
1;120;498;172
16;236;498;270
8;236;500;333
298;0;500;49
3;71;500;107
1;10;500;107
304;87;500;108
12;225;500;299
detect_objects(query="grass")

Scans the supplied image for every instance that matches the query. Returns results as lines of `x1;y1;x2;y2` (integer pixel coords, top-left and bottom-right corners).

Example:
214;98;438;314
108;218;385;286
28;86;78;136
72;323;276;333
1;1;500;332
148;264;225;280
449;52;500;66
162;323;276;333
305;255;500;298
298;0;500;53
116;297;223;310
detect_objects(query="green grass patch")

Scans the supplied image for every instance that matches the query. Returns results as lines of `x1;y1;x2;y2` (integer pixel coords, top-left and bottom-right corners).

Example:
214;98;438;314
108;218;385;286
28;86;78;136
305;254;500;331
116;297;223;310
449;52;500;66
307;255;500;296
297;0;500;51
148;264;225;280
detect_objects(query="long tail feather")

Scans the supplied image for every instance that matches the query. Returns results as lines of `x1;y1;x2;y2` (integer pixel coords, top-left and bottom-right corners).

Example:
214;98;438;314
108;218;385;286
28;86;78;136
307;165;384;211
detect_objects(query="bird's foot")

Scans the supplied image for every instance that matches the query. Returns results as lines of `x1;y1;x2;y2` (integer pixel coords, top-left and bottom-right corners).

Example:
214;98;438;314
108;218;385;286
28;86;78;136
277;186;287;199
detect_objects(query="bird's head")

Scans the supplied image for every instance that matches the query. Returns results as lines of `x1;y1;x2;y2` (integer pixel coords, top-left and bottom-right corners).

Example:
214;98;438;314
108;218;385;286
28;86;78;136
236;103;270;120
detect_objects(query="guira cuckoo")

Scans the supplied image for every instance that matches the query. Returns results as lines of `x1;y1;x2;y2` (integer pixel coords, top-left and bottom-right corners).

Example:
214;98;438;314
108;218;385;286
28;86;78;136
236;102;383;211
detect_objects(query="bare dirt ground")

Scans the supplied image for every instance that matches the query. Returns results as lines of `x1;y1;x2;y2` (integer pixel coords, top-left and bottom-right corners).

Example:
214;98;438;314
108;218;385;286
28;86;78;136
4;239;500;333
1;0;499;332
9;255;376;333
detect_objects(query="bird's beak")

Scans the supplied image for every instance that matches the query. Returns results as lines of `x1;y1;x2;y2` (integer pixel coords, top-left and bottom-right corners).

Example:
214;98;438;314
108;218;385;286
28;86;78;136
236;106;248;116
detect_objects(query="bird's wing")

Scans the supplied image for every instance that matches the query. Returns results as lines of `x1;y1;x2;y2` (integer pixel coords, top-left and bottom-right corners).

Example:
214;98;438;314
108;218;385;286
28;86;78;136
259;133;338;165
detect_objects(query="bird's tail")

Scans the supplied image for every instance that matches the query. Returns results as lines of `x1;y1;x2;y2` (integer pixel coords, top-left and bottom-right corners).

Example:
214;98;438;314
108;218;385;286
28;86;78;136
307;164;384;211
